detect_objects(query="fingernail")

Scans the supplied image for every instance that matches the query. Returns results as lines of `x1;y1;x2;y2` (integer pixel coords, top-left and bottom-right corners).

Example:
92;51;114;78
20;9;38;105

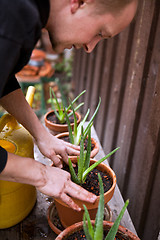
74;206;81;211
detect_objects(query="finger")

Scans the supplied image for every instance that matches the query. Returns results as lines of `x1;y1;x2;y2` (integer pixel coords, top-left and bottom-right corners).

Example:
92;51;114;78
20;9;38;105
58;151;69;165
60;192;81;211
64;141;80;151
66;146;80;156
66;181;97;203
51;155;63;168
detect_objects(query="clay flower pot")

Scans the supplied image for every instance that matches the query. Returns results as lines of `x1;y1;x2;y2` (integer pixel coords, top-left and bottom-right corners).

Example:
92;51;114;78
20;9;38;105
55;220;140;240
44;110;81;135
55;131;99;158
52;157;116;228
47;201;112;235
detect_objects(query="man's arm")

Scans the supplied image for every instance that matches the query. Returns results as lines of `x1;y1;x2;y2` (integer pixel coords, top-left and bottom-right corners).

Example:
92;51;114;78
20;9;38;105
0;88;80;167
0;152;97;210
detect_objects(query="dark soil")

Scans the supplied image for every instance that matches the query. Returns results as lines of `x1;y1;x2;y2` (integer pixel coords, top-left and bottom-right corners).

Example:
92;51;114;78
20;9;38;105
63;229;123;240
47;111;75;125
63;164;113;196
60;136;95;151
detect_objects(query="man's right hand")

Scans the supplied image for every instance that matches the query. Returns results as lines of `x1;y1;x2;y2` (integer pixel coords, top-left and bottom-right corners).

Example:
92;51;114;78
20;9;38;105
0;152;97;211
37;165;97;211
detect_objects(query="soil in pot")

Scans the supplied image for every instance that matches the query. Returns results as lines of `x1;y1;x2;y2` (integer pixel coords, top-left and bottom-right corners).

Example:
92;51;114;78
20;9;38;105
63;163;113;195
46;111;76;125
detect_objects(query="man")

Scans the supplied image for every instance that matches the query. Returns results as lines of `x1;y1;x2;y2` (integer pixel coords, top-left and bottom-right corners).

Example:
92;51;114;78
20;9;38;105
0;0;137;210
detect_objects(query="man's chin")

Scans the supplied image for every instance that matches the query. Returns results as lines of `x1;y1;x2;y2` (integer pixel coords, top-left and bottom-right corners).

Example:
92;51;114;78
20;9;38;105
52;46;65;54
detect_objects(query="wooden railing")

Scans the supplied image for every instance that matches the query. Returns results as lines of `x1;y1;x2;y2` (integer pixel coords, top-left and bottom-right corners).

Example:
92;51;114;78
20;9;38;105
72;0;160;239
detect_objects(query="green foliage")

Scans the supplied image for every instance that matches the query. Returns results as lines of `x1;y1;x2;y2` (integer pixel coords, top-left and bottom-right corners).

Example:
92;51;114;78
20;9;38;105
49;84;85;124
64;98;101;146
54;56;73;78
68;126;119;185
83;173;129;240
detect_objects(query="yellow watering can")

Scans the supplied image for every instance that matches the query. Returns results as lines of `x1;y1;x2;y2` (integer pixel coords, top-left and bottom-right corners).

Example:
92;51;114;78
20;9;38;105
0;86;37;228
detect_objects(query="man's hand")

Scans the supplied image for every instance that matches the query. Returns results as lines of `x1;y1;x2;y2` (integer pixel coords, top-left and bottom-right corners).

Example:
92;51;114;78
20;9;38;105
37;165;97;211
0;153;96;211
36;132;80;168
0;89;80;167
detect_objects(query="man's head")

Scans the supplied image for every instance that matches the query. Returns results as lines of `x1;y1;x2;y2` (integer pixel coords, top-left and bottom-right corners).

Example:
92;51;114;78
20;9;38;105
46;0;138;53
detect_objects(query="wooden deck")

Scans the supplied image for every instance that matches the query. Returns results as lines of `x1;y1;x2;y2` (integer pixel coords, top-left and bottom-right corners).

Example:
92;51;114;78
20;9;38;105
0;125;138;239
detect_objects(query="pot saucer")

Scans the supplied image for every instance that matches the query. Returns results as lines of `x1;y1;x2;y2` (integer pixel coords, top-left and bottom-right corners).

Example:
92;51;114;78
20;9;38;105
47;201;112;235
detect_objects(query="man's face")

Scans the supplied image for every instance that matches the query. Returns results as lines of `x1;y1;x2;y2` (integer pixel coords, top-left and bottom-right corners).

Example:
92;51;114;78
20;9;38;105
46;0;137;53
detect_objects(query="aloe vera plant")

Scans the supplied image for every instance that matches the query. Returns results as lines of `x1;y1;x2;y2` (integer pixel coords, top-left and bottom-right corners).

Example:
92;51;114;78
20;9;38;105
83;173;129;240
68;126;119;185
64;97;101;146
49;85;86;124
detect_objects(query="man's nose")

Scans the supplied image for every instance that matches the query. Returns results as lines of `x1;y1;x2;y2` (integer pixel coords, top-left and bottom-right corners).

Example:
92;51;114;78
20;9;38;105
84;36;101;53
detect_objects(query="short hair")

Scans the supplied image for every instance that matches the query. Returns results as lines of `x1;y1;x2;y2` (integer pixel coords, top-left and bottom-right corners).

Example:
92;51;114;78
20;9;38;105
95;0;136;15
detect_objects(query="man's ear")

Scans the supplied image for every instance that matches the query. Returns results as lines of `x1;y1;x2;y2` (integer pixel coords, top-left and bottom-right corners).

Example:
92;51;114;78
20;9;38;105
70;0;80;14
70;0;93;14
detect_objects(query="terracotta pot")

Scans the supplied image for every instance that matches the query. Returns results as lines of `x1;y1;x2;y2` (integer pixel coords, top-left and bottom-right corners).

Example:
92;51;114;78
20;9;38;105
53;157;116;228
44;110;81;135
55;220;140;240
55;131;99;158
47;201;112;235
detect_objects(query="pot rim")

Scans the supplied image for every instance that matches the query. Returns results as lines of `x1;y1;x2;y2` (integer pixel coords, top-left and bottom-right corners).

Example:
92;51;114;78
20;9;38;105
55;220;140;240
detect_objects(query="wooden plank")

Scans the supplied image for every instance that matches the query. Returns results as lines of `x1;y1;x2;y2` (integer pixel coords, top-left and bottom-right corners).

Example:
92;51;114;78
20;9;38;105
77;51;89;112
88;40;105;119
111;0;156;188
90;124;138;236
72;49;83;97
0;226;20;239
99;27;130;153
83;48;97;115
139;141;160;240
124;11;160;236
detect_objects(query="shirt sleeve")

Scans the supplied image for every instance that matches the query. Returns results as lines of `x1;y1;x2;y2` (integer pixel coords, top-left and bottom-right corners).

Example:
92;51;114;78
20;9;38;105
0;36;21;98
0;146;8;173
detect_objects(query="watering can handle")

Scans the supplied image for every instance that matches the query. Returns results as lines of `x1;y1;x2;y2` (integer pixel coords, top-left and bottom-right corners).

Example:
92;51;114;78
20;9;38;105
0;86;36;134
25;86;36;107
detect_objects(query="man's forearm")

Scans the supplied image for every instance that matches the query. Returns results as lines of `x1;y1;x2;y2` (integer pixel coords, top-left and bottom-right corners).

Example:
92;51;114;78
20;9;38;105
0;152;46;187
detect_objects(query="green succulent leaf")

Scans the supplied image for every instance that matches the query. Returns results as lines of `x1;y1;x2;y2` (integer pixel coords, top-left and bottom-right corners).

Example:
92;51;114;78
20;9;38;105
68;158;81;185
67;102;84;117
76;109;90;145
66;90;86;112
83;205;94;240
78;127;85;182
84;127;91;172
105;200;129;240
84;97;101;136
94;173;104;240
64;107;74;144
82;147;120;180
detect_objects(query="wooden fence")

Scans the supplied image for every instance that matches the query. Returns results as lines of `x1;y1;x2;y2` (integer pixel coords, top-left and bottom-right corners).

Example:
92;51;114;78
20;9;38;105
72;0;160;239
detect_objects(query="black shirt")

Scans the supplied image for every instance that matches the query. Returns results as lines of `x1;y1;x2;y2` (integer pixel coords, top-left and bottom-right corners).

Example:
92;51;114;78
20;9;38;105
0;0;50;173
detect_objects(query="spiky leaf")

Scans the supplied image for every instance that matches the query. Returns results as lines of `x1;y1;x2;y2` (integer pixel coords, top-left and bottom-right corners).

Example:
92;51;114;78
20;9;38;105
105;200;129;240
